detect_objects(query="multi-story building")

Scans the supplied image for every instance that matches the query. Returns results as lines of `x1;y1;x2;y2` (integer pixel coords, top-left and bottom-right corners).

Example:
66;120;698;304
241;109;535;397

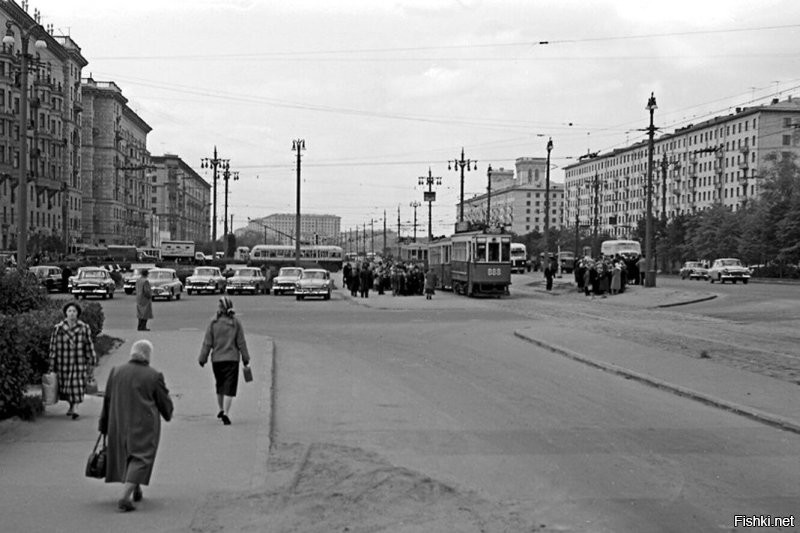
564;96;800;238
458;157;565;235
151;154;210;243
0;2;87;252
245;213;341;245
80;77;152;246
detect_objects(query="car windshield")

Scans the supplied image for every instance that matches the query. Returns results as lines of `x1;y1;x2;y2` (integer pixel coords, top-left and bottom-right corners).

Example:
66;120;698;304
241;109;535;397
236;269;259;277
686;262;700;268
150;272;173;280
719;259;742;267
195;268;218;276
82;271;106;279
279;268;302;277
303;271;327;280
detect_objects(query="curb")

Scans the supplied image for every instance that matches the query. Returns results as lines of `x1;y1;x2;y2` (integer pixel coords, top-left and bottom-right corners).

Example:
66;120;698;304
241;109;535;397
250;336;275;490
513;330;800;436
655;294;718;308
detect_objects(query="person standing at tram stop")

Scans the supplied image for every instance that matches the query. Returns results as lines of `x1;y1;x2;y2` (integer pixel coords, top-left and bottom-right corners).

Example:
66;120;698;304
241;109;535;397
198;297;251;426
424;268;437;300
543;258;556;291
135;268;153;331
48;301;96;420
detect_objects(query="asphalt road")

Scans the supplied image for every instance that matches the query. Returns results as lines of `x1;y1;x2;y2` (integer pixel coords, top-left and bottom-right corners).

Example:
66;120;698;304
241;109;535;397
40;284;800;531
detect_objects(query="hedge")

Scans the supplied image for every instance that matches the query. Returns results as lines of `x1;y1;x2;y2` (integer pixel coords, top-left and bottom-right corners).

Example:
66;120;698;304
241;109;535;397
0;267;48;314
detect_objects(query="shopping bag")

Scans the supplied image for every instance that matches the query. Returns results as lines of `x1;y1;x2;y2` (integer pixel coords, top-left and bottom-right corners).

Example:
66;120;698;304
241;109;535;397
42;372;57;406
242;365;253;383
85;376;98;395
85;433;107;479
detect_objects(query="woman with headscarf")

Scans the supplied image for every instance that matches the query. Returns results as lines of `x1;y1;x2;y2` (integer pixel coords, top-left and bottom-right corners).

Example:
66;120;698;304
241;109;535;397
48;301;96;419
198;297;251;425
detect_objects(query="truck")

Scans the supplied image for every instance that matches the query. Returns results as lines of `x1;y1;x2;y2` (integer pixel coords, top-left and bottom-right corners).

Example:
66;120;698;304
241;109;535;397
161;240;195;260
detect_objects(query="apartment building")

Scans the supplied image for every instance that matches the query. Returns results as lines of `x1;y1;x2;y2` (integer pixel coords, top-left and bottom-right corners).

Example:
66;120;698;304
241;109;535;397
151;154;210;243
0;1;87;251
245;213;341;245
458;157;565;235
564;96;800;237
80;77;152;246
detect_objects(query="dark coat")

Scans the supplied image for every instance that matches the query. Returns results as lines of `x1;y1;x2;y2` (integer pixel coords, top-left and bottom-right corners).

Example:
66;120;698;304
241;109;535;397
135;277;153;320
99;359;173;485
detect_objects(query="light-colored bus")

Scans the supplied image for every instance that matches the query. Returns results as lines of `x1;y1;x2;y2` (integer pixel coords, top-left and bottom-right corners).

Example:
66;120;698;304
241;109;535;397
510;243;529;273
600;239;642;259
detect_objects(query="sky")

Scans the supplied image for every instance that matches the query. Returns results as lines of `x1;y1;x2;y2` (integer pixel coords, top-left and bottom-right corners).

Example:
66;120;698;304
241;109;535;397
26;0;800;237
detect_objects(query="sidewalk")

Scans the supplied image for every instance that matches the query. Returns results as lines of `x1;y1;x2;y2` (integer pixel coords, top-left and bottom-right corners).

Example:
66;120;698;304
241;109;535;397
0;328;273;533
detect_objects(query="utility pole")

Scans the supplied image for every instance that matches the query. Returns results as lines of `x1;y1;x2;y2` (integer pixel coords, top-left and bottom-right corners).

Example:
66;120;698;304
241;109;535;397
448;147;476;223
223;168;239;255
396;205;401;258
593;171;599;258
544;138;553;258
486;165;493;228
292;139;305;267
645;92;658;288
383;210;387;256
355;226;359;255
362;222;367;253
418;167;441;241
574;212;580;260
409;201;421;242
370;218;375;254
201;147;229;257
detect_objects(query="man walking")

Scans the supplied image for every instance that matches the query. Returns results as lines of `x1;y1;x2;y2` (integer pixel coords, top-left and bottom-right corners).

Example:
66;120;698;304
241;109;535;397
135;269;153;331
544;258;555;291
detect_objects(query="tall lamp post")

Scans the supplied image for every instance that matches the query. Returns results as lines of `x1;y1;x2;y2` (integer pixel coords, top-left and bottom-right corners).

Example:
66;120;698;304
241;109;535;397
485;164;493;228
4;17;47;267
448;147;476;224
292;139;305;267
409;201;421;242
222;168;239;256
200;147;228;257
544;138;553;258
644;92;658;288
418;167;441;241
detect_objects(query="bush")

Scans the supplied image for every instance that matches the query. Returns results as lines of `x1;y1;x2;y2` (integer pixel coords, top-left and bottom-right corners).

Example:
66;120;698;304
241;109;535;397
14;304;63;381
0;267;48;314
0;314;32;419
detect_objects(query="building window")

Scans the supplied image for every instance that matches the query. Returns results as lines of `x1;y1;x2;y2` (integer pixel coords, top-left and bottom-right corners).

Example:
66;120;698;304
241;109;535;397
783;135;792;146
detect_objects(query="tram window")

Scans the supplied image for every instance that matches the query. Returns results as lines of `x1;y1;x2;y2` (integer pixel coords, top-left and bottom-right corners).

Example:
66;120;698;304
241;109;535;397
476;242;487;261
501;242;510;262
488;242;500;262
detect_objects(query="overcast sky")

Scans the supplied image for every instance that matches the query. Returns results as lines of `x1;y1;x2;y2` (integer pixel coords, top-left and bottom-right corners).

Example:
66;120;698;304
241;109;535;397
31;0;800;236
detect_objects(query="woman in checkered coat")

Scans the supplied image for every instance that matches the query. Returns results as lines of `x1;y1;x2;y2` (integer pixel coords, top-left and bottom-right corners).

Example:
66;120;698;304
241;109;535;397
48;302;97;419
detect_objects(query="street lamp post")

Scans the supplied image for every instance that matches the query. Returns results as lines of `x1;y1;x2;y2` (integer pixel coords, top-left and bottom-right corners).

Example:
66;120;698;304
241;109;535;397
200;147;229;257
645;92;658;288
544;138;553;257
485;164;493;228
409;201;421;242
4;17;47;267
222;168;239;256
418;167;441;241
292;139;305;267
448;147;476;224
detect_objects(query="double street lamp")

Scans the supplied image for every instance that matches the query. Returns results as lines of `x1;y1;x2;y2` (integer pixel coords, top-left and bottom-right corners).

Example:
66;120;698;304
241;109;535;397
292;139;305;267
544;138;553;258
4;17;47;267
418;167;441;241
200;147;229;257
644;92;658;288
448;147;476;224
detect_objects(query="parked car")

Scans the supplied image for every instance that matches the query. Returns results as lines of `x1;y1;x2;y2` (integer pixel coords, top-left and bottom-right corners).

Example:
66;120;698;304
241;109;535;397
226;267;268;295
294;268;332;300
123;266;157;295
29;265;63;292
679;261;708;280
272;267;304;295
71;267;116;299
708;258;751;284
186;266;227;295
148;268;184;300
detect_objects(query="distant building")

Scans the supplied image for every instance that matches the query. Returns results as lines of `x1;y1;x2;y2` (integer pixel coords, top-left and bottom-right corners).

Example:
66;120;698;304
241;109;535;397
563;96;800;238
244;213;341;245
80;77;152;246
458;157;565;235
151;154;210;243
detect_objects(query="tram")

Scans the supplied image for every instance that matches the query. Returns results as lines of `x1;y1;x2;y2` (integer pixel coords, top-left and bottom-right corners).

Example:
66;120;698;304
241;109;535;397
428;229;512;296
249;244;344;272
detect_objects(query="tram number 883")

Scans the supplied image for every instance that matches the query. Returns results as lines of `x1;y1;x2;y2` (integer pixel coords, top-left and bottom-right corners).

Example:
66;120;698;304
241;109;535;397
487;268;502;276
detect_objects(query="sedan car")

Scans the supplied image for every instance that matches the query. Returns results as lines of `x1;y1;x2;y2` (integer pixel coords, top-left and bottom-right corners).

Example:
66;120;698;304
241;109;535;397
148;268;184;300
123;266;156;295
294;268;332;300
71;267;116;299
272;267;304;295
708;258;751;284
29;265;63;292
185;266;227;295
679;261;708;280
226;267;268;295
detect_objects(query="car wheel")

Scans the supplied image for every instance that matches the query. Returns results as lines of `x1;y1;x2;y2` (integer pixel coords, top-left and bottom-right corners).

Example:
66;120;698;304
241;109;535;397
187;289;193;295
324;293;330;300
732;280;737;284
296;295;303;301
102;294;107;300
168;291;174;301
125;289;133;295
109;291;114;299
743;279;749;284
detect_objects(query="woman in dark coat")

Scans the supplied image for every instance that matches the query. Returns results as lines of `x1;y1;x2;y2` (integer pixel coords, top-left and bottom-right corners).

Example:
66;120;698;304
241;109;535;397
100;339;173;512
135;269;153;331
48;302;96;419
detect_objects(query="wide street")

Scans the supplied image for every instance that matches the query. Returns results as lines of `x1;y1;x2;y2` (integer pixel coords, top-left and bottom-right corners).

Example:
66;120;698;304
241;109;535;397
1;272;798;532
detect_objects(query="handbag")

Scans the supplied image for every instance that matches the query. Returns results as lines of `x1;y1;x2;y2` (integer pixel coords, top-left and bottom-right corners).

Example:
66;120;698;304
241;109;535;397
242;365;253;383
85;433;107;479
42;372;58;406
85;376;98;395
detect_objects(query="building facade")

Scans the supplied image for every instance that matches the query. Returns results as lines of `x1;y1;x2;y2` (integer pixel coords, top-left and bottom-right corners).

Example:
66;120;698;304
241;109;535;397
245;213;341;245
80;77;152;246
151;154;210;243
564;96;800;238
0;1;87;252
458;157;565;235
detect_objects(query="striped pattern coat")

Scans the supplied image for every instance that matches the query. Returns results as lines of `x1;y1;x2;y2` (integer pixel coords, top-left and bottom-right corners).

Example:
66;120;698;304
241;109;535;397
48;319;96;404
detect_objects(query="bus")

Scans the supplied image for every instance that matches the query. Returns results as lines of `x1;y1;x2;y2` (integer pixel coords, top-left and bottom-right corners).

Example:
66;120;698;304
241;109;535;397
600;239;642;260
249;244;344;272
510;243;529;273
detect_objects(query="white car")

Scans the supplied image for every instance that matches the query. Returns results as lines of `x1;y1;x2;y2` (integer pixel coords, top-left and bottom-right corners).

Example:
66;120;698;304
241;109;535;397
294;268;332;300
708;258;751;284
226;267;268;295
186;266;227;294
272;267;304;295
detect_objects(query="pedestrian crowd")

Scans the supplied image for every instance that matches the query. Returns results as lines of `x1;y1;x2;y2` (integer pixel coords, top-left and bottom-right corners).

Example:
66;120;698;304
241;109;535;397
569;253;644;299
342;259;437;299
